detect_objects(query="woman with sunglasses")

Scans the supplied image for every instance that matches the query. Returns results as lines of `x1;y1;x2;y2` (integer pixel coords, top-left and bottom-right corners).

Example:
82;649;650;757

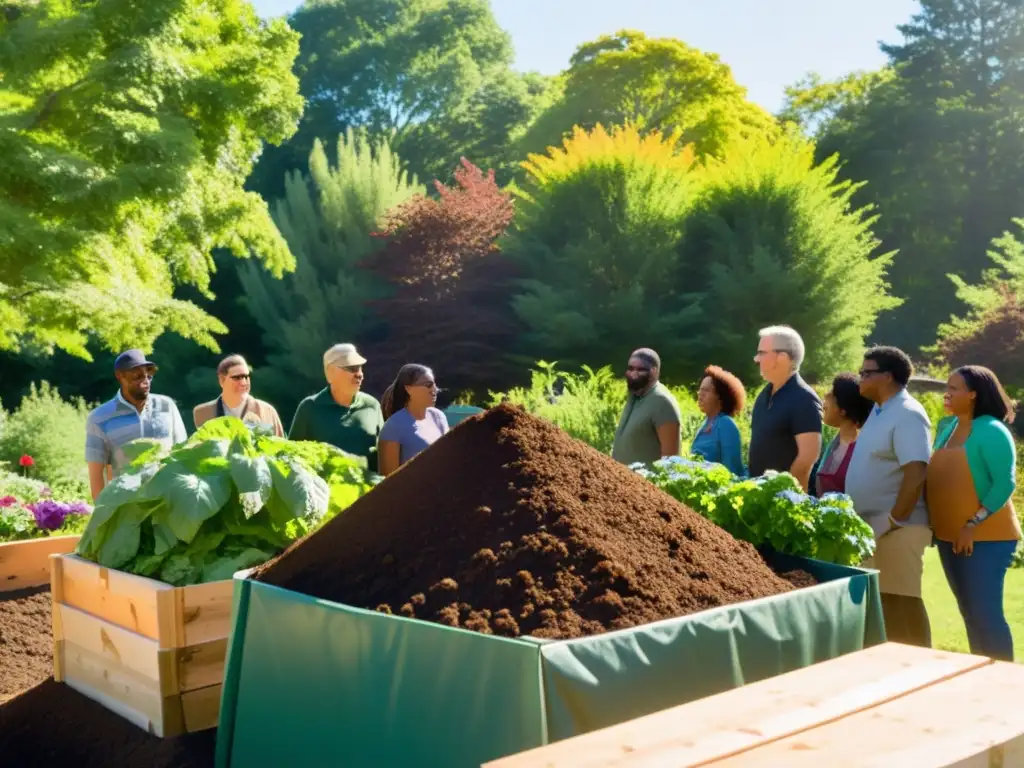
193;354;285;436
928;365;1021;661
378;364;449;476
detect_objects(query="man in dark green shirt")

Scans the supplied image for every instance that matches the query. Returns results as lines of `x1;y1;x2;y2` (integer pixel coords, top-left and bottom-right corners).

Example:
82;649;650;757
288;343;384;471
612;348;682;465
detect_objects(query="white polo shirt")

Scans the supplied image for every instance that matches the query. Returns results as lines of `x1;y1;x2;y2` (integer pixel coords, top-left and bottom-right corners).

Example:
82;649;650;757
845;389;932;536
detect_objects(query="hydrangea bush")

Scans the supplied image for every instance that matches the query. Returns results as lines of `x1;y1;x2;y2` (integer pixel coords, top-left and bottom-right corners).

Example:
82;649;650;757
635;456;875;566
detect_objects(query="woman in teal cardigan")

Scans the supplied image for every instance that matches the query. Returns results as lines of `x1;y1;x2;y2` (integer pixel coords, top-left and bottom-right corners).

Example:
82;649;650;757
927;365;1020;661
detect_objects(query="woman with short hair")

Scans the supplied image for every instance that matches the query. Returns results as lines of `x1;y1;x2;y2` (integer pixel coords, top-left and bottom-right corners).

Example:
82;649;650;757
691;366;746;476
378;364;449;476
193;355;284;436
928;365;1021;661
814;373;874;496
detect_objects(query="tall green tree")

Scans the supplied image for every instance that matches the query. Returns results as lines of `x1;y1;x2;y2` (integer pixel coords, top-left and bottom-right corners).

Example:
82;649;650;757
0;0;303;359
800;0;1024;350
778;69;895;136
503;124;705;378
677;134;900;383
249;0;546;196
518;30;778;162
239;129;423;417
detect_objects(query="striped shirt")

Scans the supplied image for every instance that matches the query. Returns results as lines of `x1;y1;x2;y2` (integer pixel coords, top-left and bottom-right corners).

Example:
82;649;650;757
85;391;188;475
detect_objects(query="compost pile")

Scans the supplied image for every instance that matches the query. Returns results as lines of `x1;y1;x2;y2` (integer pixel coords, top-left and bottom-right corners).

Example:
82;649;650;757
0;587;53;703
0;679;215;768
254;405;798;639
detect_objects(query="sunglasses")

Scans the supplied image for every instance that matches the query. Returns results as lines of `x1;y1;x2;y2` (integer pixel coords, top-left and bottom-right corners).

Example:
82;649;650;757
341;365;363;374
124;367;157;382
229;373;251;381
412;380;440;391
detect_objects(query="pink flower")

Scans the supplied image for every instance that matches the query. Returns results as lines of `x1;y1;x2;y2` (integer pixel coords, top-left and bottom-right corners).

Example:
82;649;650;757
0;496;17;508
19;455;34;468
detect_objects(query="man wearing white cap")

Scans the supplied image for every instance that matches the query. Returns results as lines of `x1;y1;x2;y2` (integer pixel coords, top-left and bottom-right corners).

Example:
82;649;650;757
288;344;384;471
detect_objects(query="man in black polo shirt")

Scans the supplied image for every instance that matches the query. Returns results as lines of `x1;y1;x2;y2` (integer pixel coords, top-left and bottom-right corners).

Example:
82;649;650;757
748;325;822;490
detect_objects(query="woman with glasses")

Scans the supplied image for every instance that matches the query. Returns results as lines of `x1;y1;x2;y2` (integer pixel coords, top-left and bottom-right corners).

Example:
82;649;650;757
288;344;385;471
193;354;284;436
377;364;449;476
928;365;1021;661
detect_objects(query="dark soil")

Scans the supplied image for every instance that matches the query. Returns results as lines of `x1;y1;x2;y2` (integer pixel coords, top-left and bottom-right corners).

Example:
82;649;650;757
254;405;799;639
780;570;818;590
0;678;215;768
0;586;54;703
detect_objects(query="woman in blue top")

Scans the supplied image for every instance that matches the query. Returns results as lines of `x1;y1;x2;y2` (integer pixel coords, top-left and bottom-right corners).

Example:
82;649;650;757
691;366;745;476
378;364;449;476
927;365;1020;660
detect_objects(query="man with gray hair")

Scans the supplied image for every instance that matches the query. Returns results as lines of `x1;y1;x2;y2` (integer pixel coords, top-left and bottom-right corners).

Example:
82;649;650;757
748;325;822;489
612;348;682;465
288;343;384;471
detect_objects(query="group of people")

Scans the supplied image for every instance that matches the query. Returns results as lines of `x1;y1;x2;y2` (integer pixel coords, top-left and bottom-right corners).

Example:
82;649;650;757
84;344;448;497
83;326;1020;663
611;325;1020;662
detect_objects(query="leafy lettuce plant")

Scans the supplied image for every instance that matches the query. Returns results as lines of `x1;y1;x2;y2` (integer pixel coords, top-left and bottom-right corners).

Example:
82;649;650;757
76;417;373;585
640;457;875;566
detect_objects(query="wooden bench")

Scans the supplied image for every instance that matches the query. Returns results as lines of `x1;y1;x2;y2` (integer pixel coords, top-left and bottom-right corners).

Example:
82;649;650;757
486;643;1023;767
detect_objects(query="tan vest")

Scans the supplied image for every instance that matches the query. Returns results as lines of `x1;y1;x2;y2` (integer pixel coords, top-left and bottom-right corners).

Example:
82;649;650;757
927;446;1021;542
192;397;284;438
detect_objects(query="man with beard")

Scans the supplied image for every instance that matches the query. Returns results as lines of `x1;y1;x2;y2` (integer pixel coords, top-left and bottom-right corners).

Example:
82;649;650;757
611;348;681;465
85;349;188;499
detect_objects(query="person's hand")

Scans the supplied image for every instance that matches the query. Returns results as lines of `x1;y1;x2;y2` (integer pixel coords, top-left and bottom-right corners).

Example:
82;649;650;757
953;524;975;556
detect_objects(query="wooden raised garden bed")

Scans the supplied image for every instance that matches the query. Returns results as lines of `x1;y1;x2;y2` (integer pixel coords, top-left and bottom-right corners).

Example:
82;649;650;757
0;535;80;592
486;642;1024;767
49;553;233;737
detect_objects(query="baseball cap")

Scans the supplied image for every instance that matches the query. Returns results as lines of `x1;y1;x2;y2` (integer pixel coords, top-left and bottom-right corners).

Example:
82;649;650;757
323;343;367;372
114;349;156;372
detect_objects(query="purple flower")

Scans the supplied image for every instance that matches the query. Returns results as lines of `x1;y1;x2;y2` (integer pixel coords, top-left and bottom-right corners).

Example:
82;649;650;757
28;500;69;531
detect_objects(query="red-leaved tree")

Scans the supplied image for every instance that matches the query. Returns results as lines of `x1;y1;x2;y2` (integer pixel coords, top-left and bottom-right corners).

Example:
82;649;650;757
940;286;1024;387
361;159;521;397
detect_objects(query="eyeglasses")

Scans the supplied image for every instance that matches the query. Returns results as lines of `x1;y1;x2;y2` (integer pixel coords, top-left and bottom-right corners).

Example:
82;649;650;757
754;349;785;359
229;373;251;381
338;365;363;374
858;368;886;378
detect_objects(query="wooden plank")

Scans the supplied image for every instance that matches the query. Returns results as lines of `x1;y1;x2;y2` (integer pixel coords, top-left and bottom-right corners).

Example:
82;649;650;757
178;579;234;646
56;603;169;693
51;555;66;682
60;638;184;737
485;644;992;768
174;637;229;692
181;683;222;732
57;554;169;640
0;535;80;592
712;661;1024;767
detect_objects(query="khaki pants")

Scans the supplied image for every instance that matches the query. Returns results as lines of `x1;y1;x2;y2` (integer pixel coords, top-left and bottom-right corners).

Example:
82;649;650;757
862;524;933;647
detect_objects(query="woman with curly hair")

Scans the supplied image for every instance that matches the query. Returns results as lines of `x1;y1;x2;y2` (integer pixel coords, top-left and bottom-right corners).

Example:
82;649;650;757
692;366;746;476
814;373;875;496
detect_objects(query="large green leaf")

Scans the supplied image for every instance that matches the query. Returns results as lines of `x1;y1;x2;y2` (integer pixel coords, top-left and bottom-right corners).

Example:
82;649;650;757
229;454;273;519
122;439;172;471
139;462;232;543
267;458;329;524
96;503;152;569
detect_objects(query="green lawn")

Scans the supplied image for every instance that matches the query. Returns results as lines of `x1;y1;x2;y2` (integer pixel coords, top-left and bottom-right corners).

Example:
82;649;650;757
921;546;1024;659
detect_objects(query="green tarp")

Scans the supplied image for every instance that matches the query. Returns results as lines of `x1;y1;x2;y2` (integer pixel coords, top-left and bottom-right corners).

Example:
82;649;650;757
216;556;883;767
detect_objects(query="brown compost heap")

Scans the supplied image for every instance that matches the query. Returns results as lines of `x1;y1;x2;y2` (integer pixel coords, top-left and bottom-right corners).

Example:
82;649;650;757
253;405;799;639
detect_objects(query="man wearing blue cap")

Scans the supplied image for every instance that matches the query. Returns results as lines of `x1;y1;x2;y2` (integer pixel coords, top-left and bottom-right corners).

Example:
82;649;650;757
84;349;188;499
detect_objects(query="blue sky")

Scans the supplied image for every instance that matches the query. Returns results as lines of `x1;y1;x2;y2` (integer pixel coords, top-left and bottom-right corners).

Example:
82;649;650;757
251;0;920;110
